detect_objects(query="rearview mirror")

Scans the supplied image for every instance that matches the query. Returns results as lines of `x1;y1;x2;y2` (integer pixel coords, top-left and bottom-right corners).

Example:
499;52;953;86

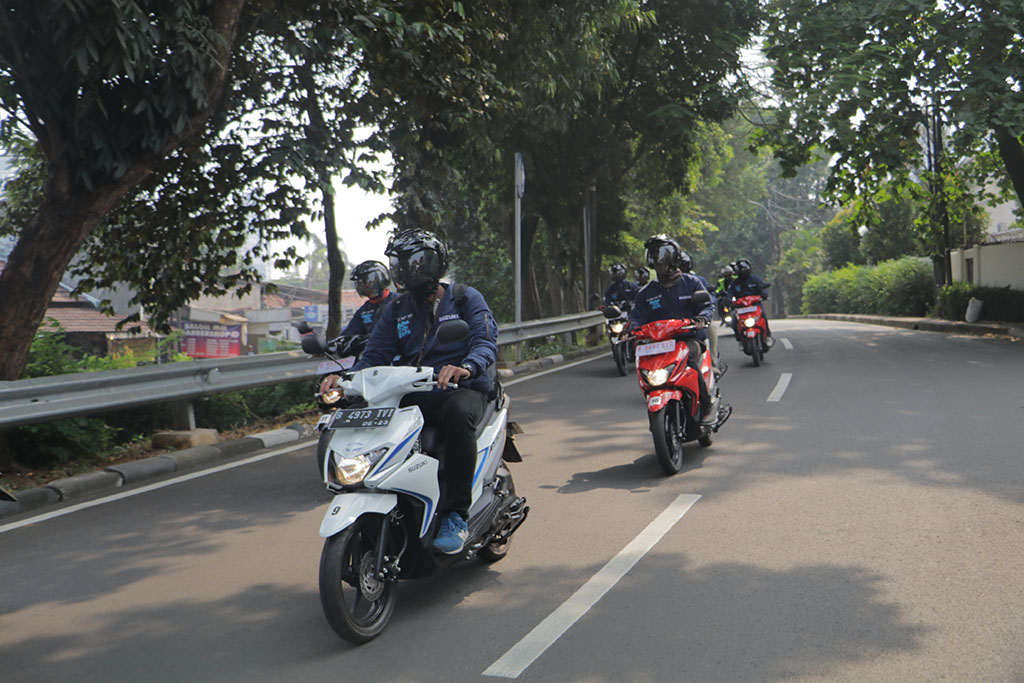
301;333;327;355
692;289;711;306
602;305;622;319
436;319;470;344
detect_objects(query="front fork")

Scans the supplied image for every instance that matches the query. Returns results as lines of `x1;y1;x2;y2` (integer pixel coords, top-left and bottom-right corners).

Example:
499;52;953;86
375;510;407;584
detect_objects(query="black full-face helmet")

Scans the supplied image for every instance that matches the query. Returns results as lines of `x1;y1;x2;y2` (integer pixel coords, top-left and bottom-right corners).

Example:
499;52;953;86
720;264;735;279
385;229;449;300
735;258;752;278
644;234;683;279
350;260;390;299
635;267;650;285
609;263;627;282
679;250;693;273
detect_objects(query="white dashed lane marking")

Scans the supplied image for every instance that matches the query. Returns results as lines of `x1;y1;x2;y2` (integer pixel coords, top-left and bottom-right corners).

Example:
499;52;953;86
767;373;792;402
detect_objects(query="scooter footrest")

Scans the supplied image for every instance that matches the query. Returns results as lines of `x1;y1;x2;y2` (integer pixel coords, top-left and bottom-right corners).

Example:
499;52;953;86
711;403;733;433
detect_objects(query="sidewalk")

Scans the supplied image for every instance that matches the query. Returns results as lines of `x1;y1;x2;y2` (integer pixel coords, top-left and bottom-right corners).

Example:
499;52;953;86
795;313;1024;342
1;345;608;521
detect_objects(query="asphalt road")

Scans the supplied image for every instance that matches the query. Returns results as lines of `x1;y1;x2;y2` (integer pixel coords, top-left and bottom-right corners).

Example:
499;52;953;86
2;319;1023;682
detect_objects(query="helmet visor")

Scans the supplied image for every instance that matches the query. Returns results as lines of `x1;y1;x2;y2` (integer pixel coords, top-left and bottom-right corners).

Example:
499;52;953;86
646;243;679;275
355;269;388;298
391;248;443;290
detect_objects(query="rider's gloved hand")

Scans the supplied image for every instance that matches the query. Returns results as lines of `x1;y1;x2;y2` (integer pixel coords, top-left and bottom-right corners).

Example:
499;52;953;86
695;316;710;328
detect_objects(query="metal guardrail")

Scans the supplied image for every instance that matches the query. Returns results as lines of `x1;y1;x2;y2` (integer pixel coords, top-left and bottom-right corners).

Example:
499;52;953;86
0;312;605;430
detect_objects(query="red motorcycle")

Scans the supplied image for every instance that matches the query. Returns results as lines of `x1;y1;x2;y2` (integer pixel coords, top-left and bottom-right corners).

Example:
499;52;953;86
633;317;731;475
732;294;770;367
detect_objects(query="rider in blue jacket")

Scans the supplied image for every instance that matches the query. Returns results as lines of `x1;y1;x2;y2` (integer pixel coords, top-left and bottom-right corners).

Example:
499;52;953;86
726;258;773;345
340;260;396;338
351;229;498;555
629;235;716;425
602;263;639;309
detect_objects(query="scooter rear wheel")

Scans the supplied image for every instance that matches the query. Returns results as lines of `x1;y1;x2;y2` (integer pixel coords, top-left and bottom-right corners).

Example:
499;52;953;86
650;407;685;475
319;515;398;644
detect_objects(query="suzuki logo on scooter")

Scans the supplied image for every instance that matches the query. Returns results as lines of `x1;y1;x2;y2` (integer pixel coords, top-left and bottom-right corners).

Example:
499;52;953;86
408;461;426;473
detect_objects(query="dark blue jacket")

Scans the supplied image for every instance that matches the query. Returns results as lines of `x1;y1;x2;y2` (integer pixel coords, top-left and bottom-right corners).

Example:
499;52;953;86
628;274;714;341
603;280;639;308
354;283;499;395
341;291;395;337
727;274;768;300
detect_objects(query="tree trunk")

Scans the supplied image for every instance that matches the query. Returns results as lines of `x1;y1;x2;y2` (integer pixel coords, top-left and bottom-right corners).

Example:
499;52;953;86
323;187;346;338
0;191;122;380
996;127;1024;212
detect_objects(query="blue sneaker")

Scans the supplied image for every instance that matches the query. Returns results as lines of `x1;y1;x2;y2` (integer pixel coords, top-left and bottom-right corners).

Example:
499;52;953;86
433;512;468;555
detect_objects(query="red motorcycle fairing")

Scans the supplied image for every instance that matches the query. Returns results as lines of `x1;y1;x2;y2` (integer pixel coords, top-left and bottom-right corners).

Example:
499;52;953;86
634;319;702;416
733;295;768;336
645;389;682;413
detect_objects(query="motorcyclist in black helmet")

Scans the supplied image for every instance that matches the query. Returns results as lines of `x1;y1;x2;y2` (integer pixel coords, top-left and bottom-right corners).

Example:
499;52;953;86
602;262;639;309
332;228;498;555
715;264;735;321
726;258;773;345
635;266;650;287
340;260;395;338
628;235;716;425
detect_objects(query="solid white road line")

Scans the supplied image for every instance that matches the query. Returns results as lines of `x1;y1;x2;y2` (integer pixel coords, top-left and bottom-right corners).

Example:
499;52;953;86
483;493;701;679
767;372;793;402
0;441;311;535
781;337;793;350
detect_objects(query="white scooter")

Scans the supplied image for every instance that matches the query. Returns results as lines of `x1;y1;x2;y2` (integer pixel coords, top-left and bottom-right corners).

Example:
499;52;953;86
301;320;528;644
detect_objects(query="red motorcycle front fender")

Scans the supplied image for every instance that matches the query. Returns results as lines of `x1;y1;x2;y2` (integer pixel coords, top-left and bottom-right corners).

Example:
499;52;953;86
645;389;681;413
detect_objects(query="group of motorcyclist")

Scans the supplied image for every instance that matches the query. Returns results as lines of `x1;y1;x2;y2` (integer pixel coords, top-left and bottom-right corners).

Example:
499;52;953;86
599;238;774;419
312;226;771;558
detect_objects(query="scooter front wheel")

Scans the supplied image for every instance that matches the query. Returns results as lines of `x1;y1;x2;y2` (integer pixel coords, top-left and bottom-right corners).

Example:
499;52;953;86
650;407;685;475
751;336;762;367
613;342;628;376
319;515;398;644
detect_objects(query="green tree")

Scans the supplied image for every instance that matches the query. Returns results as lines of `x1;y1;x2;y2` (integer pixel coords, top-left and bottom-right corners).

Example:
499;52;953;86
0;0;248;381
761;0;1024;269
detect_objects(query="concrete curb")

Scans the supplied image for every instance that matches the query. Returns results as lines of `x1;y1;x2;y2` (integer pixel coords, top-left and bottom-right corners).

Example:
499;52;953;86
0;347;605;521
795;314;1024;341
0;423;319;520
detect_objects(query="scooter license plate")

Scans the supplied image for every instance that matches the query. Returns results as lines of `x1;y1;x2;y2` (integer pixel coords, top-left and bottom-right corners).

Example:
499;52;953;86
317;357;355;374
636;340;676;357
329;407;396;429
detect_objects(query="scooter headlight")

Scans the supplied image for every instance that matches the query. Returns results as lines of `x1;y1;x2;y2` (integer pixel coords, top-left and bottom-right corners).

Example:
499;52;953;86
610;321;626;334
724;315;732;325
321;388;343;405
331;446;388;486
642;365;674;386
743;317;757;328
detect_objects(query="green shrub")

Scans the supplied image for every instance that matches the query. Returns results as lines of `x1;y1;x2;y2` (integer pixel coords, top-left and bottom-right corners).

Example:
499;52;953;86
195;381;313;432
936;283;1024;322
802;258;932;317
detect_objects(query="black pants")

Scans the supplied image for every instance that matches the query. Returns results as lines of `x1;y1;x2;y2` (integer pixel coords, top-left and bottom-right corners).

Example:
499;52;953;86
683;339;711;412
400;388;486;520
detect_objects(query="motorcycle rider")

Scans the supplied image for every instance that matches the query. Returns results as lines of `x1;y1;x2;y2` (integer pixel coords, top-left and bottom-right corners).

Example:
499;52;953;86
324;229;498;555
715;264;734;320
340;260;396;338
727;258;774;346
629;235;716;425
679;251;720;373
635;266;650;287
602;263;639;310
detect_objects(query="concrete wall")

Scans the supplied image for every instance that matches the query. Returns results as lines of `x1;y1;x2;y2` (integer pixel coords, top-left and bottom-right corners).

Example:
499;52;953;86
951;242;1024;289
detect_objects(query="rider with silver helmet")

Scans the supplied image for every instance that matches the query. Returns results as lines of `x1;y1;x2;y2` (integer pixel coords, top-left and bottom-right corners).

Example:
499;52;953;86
602;262;639;309
352;229;498;555
629;235;716;425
